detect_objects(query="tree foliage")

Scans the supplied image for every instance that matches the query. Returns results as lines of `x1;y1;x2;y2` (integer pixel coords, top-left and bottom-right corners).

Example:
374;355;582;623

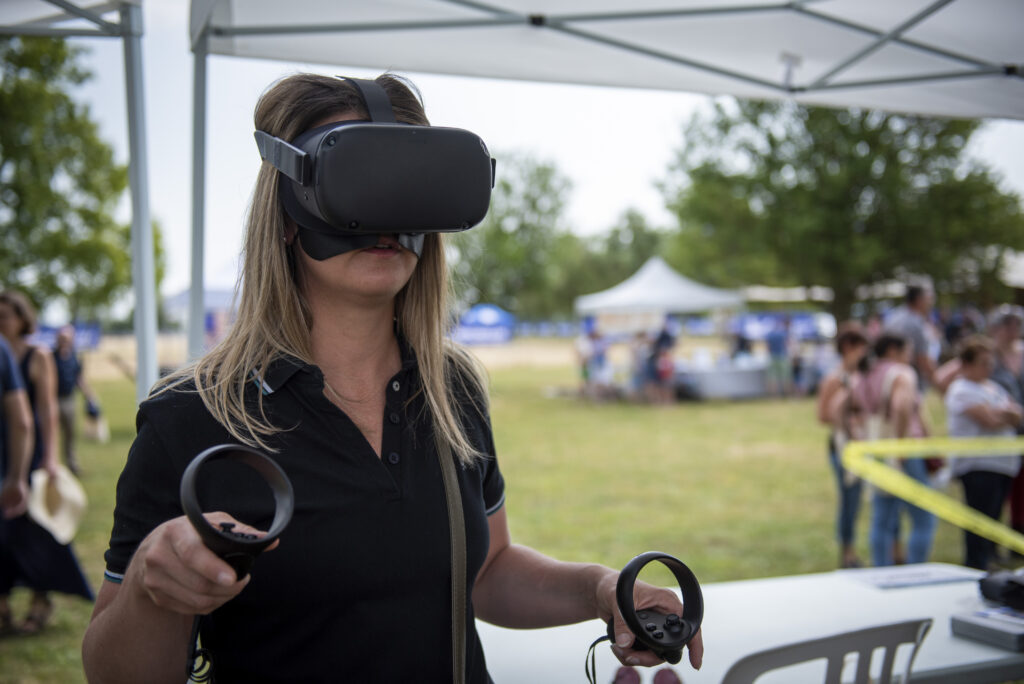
661;99;1024;317
449;153;574;319
0;37;158;321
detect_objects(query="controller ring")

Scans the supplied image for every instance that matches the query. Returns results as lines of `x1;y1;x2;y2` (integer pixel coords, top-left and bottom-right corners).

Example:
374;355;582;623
614;551;703;664
179;444;295;579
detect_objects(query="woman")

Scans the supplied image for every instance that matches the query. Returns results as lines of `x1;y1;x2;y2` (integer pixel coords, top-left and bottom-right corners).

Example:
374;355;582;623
816;323;869;568
82;73;702;683
0;290;93;635
852;334;936;567
945;335;1023;570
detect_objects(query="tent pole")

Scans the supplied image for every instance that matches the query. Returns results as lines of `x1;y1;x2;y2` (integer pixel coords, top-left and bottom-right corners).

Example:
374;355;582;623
188;31;208;361
120;1;158;404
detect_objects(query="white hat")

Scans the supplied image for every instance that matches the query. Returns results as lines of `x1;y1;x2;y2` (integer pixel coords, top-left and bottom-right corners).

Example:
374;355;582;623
27;465;87;545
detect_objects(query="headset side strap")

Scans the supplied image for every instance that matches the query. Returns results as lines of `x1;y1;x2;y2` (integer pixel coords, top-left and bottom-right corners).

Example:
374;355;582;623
253;131;309;185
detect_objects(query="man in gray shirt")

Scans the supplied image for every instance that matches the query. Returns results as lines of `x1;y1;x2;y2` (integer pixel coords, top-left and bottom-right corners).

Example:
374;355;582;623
885;285;937;389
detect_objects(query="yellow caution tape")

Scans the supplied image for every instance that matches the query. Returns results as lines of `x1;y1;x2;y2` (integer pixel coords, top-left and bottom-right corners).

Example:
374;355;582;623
842;437;1024;556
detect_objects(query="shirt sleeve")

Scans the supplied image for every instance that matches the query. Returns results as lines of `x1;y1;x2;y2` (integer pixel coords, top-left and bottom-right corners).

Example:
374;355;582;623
0;343;25;393
103;407;185;582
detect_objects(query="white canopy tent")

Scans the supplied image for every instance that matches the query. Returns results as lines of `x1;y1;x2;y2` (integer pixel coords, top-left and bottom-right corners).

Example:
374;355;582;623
186;0;1024;358
575;256;743;317
0;0;158;404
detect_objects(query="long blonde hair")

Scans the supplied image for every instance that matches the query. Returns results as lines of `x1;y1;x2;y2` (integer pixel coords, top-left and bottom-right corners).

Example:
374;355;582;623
157;73;488;464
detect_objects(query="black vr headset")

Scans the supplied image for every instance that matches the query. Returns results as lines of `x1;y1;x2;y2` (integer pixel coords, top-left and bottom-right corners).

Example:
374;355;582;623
254;77;496;260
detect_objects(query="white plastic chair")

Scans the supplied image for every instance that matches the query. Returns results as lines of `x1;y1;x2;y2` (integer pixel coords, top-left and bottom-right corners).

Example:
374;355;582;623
721;618;933;684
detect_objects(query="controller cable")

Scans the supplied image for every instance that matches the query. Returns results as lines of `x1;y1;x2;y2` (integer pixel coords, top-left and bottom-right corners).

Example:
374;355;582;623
187;615;214;683
585;633;612;684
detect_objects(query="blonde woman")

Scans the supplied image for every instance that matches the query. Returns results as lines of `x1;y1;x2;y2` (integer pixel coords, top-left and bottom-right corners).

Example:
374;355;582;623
83;74;702;683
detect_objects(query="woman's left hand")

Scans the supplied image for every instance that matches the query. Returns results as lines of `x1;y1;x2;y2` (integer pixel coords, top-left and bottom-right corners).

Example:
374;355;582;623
596;571;704;670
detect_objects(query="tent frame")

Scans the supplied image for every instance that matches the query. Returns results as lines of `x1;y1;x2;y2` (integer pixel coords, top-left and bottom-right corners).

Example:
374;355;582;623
186;2;1022;358
0;0;158;404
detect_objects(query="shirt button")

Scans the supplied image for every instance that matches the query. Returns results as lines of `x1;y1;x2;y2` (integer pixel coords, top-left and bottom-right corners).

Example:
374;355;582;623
389;412;400;424
391;380;400;392
387;452;400;465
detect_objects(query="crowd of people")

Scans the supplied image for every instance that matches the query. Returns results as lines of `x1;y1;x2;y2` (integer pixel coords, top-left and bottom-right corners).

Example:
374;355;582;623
817;284;1024;573
576;321;679;404
0;292;95;637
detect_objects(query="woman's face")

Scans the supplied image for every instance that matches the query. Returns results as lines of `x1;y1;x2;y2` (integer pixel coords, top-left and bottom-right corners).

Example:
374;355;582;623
291;112;419;309
963;351;994;381
0;302;22;342
842;341;868;366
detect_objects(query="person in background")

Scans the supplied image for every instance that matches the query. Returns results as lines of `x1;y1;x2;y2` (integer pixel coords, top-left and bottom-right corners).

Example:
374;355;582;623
945;335;1023;570
883;284;937;389
765;316;793;397
987;307;1024;541
52;325;100;476
0;291;93;635
629;331;652;402
0;335;34;636
817;323;870;568
853;333;936;567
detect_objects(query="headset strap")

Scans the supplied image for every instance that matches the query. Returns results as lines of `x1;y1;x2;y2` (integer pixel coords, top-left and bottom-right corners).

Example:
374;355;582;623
437;435;467;684
344;77;397;123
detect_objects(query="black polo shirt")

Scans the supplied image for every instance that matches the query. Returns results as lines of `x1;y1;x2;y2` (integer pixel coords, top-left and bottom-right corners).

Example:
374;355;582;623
104;352;505;683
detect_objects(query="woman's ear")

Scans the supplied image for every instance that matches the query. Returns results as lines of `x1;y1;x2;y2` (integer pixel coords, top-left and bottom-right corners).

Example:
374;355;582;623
283;220;298;246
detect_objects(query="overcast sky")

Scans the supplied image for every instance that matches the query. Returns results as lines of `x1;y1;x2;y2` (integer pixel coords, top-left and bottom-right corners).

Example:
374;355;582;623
66;0;1024;298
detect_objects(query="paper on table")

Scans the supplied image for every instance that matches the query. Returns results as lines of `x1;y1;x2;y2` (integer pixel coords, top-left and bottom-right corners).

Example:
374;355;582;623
840;564;983;589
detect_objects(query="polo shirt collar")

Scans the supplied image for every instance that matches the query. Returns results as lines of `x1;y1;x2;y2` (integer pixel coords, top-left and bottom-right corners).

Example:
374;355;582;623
253;338;418;396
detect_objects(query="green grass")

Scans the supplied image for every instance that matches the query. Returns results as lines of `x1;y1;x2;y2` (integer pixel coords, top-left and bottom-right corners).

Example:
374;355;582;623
0;349;968;682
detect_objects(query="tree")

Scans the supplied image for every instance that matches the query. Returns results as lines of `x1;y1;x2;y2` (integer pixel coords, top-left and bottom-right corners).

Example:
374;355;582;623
449;153;573;319
0;37;151;321
661;100;1024;318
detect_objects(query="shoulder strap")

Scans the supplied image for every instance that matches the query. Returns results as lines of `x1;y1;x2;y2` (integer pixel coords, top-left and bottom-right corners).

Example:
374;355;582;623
437;436;466;684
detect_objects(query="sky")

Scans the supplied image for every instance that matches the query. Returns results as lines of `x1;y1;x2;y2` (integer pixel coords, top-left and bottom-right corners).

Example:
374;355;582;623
64;0;1024;300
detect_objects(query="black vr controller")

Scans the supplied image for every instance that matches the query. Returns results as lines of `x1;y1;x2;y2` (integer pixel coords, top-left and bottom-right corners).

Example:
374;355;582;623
179;444;295;580
606;551;704;665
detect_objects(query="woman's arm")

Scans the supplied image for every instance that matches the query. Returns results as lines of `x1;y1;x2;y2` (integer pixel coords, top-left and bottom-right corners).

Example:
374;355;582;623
30;346;60;473
933;358;962;396
816;372;840;426
962;402;1021;430
82;514;264;684
0;389;33;518
472;508;703;670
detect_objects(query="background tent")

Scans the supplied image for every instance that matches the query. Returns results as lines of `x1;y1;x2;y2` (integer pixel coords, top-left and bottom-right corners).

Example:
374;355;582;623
452;303;517;345
575;256;743;317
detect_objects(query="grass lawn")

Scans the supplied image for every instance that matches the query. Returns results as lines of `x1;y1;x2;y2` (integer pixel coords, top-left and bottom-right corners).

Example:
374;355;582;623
0;343;968;683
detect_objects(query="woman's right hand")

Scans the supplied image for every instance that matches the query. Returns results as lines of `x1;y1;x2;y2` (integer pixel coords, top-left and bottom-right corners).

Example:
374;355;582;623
126;513;277;616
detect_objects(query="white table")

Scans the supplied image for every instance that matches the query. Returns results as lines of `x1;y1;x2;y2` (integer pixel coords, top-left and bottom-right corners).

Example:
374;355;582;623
477;563;1024;683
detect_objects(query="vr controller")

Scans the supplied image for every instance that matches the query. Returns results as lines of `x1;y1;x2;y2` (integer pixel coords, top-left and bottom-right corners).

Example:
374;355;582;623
179;444;295;580
608;551;704;664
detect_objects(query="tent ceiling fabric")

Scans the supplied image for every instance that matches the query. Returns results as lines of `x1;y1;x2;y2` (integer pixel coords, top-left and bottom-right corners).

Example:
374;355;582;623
575;256;743;315
192;0;1023;120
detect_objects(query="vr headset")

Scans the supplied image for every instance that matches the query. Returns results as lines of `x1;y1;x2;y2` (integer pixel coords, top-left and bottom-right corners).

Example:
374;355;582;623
254;77;496;260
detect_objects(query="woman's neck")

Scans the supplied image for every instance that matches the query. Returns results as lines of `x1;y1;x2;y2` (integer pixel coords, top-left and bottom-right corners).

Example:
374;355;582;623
308;304;400;395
